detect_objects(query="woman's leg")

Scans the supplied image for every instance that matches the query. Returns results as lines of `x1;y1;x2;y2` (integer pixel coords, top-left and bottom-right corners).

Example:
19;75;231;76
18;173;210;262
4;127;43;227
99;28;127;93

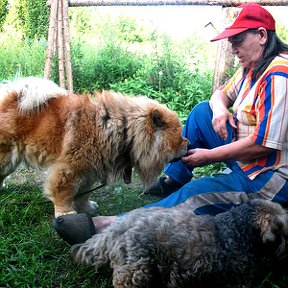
164;101;233;184
144;166;288;214
53;169;288;244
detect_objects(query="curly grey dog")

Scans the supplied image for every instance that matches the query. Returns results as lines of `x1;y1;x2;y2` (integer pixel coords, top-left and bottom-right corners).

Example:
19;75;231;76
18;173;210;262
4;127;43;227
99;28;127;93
71;199;288;288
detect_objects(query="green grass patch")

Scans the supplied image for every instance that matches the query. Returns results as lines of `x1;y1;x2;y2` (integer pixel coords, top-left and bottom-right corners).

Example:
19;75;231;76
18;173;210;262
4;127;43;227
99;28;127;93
0;168;158;288
0;167;288;287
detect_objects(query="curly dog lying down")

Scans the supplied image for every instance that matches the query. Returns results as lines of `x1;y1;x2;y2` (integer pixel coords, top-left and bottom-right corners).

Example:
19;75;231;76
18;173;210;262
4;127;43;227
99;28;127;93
72;199;288;288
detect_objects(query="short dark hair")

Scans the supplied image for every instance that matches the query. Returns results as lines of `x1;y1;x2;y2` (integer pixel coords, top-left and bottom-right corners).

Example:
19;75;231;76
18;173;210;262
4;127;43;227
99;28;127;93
252;30;288;81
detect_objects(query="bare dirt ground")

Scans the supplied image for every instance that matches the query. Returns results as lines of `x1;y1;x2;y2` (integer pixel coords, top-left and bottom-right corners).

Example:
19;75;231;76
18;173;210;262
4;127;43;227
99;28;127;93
4;164;46;187
4;163;144;195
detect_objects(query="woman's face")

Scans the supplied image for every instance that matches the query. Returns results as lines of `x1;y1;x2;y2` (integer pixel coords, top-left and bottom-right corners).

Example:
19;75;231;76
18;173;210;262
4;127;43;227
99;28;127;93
228;28;268;68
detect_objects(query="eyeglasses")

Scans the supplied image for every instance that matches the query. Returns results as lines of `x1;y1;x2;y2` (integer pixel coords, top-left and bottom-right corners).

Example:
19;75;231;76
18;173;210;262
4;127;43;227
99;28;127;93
228;29;259;48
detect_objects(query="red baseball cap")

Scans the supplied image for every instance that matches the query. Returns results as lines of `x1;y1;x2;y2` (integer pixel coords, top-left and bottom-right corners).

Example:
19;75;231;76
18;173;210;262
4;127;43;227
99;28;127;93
211;3;275;42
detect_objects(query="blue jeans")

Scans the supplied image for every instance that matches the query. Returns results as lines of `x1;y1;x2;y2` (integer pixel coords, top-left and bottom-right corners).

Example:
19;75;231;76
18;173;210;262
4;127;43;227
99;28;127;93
145;101;288;215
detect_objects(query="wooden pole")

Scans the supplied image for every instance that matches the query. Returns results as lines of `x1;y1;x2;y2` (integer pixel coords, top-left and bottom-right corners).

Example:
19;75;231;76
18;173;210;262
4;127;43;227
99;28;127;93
44;0;58;79
63;0;73;93
57;0;65;88
212;6;233;91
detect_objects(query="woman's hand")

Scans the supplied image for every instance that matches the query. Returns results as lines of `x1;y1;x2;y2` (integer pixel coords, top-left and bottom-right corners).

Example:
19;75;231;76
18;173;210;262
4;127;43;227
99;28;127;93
181;148;211;167
181;138;273;168
212;107;236;140
209;89;237;140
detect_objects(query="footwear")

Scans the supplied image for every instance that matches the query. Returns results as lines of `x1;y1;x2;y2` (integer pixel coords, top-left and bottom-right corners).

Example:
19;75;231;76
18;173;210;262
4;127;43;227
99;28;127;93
52;213;96;245
144;175;182;197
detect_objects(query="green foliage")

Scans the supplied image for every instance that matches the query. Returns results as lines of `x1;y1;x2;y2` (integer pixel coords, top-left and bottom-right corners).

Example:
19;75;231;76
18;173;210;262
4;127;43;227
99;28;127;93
24;0;49;39
68;7;94;36
9;0;49;39
0;32;46;80
109;35;213;122
115;15;146;43
0;0;8;31
71;39;143;93
277;23;288;44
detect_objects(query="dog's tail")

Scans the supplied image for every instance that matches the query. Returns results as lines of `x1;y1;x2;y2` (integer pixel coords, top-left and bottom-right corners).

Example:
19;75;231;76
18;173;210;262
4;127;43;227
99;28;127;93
0;77;67;113
71;233;111;268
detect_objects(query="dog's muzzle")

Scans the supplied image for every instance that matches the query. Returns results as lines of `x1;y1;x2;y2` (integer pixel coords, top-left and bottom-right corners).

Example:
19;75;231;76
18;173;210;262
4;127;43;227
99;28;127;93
170;143;192;163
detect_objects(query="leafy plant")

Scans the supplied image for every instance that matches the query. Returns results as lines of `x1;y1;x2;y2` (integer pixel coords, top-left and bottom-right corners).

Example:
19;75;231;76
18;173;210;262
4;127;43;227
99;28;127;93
17;0;49;39
0;0;8;31
71;39;143;93
0;32;46;80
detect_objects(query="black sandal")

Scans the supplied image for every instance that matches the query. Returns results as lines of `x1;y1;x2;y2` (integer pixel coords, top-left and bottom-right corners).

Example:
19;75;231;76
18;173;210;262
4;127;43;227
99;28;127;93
52;213;96;245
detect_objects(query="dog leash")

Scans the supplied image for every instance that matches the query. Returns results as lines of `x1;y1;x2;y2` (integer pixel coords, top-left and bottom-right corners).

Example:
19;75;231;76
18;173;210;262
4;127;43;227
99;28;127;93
74;183;105;198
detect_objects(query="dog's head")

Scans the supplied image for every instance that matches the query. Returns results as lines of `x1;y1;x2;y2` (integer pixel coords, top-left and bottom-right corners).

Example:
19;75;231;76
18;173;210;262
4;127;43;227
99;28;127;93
250;199;288;257
128;99;189;187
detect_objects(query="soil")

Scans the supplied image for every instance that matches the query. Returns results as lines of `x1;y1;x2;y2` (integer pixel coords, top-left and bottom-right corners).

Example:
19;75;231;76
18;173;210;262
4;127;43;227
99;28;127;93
5;164;46;187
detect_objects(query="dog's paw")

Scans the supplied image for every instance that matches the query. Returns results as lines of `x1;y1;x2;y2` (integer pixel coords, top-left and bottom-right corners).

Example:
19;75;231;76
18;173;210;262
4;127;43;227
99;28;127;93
73;200;98;214
88;200;98;211
0;176;10;189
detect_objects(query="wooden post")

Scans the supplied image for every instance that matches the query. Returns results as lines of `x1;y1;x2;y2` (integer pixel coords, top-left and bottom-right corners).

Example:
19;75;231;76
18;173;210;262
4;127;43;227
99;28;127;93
45;0;73;92
212;6;234;92
44;0;58;79
63;0;73;93
57;0;65;88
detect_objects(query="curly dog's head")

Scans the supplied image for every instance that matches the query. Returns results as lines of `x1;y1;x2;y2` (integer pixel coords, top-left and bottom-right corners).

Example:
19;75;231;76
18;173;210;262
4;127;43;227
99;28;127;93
250;199;288;257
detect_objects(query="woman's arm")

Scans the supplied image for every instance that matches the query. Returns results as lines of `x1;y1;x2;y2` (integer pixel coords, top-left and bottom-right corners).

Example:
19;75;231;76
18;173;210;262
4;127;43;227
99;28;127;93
209;90;237;140
182;137;273;167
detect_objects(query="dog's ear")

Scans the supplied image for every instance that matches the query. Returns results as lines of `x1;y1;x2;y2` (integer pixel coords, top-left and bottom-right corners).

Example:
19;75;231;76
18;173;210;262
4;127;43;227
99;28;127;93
261;213;288;257
71;243;94;266
151;110;165;129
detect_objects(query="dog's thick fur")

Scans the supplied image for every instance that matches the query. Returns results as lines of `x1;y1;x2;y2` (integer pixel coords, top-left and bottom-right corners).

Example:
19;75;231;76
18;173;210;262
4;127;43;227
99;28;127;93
72;199;288;288
0;77;188;216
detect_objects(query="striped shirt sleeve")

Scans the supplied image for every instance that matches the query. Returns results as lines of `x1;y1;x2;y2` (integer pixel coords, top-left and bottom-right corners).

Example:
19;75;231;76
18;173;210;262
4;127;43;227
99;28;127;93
250;68;288;150
221;67;244;103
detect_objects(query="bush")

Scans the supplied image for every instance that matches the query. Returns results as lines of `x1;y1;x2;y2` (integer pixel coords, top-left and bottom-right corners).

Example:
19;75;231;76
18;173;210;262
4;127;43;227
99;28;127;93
0;0;8;31
71;39;143;93
15;0;49;39
0;32;46;80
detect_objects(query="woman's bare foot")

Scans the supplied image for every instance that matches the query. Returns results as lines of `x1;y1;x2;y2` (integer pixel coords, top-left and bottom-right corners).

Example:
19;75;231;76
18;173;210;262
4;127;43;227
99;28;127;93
92;216;117;232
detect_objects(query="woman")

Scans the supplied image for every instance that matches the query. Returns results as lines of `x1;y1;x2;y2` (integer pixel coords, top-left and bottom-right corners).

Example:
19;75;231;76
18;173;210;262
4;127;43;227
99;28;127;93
53;3;288;245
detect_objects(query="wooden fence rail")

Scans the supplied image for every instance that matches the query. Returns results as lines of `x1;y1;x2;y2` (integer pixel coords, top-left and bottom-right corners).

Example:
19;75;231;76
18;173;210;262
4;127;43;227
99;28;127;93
68;0;288;6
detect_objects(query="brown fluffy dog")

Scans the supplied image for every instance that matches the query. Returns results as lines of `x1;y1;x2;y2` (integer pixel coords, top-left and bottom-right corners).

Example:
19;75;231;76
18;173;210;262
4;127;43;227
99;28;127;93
0;77;188;216
72;199;288;288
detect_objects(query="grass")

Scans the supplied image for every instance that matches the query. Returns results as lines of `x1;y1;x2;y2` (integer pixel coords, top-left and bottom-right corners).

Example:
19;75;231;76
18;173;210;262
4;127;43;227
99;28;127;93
0;166;158;288
1;166;288;288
